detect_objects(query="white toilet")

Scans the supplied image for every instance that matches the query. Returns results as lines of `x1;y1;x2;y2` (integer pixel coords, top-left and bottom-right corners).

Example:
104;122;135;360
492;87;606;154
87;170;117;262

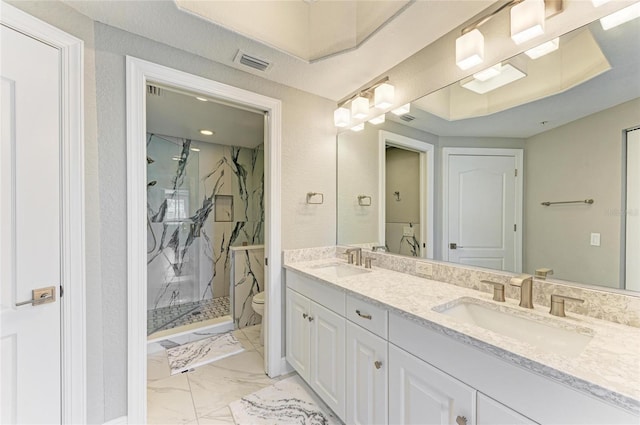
251;291;265;342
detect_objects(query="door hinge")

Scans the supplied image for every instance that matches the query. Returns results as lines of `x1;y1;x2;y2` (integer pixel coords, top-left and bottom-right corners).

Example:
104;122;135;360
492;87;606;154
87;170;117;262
515;169;518;177
60;285;64;297
514;224;517;231
265;257;268;266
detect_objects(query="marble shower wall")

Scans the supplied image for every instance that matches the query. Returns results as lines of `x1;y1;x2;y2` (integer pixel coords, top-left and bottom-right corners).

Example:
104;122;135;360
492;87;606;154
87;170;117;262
231;245;264;328
386;222;421;257
147;133;264;313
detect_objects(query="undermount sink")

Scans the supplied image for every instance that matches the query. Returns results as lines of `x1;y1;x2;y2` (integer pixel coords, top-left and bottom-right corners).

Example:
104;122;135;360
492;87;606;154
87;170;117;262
310;262;371;278
434;298;593;356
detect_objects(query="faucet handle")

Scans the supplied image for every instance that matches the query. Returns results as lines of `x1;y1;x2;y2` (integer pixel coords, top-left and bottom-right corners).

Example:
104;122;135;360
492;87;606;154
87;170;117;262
535;268;554;280
481;280;505;302
347;252;355;264
550;294;584;317
364;257;375;269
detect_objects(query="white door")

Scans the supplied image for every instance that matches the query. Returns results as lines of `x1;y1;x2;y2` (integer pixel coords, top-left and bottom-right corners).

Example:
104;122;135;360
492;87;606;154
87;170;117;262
1;24;62;423
285;288;310;380
346;322;388;425
445;149;522;272
389;345;475;425
626;128;640;291
309;301;346;420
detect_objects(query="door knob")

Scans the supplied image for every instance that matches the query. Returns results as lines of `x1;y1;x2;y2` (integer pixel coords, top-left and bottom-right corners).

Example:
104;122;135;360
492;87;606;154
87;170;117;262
15;286;56;307
374;361;382;369
449;243;465;249
456;416;468;425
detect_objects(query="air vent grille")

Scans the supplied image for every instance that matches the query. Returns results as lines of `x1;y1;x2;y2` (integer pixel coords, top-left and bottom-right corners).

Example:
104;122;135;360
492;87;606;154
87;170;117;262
147;85;163;96
234;50;272;72
400;114;415;122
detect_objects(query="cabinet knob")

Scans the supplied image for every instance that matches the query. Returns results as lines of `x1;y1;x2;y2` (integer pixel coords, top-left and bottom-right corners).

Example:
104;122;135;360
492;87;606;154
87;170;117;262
456;415;467;425
308;316;314;322
374;361;382;369
302;313;308;319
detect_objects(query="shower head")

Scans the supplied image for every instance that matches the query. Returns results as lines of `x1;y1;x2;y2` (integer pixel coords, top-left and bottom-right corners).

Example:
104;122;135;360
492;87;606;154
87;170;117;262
147;180;157;187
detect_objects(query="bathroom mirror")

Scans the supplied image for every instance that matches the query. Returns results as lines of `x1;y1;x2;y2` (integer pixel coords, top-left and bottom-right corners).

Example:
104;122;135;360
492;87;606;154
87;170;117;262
337;17;640;292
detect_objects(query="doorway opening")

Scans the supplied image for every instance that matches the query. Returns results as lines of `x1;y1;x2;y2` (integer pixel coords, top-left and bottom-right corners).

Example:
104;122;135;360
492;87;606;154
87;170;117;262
126;56;282;424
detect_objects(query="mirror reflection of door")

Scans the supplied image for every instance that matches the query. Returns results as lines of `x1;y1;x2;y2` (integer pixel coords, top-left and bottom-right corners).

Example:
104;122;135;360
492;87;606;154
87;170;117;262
385;147;421;256
626;128;640;291
444;148;523;273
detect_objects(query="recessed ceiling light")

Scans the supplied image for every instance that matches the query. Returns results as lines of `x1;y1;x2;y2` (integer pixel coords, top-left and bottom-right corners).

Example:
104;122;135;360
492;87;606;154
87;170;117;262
196;97;208;102
524;38;560;59
199;130;214;136
461;63;526;94
190;147;201;152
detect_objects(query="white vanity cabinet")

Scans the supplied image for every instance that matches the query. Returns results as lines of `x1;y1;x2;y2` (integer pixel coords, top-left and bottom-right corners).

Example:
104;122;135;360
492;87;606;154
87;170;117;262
389;343;475;425
477;393;537;425
346;321;388;425
285;274;346;420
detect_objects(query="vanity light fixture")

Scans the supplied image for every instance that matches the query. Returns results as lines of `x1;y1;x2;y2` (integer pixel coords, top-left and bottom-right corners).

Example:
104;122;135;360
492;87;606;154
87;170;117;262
369;114;386;125
351;96;370;119
456;29;485;70
350;123;365;132
511;0;546;45
391;103;410;116
461;63;526;94
524;37;559;59
374;83;395;109
199;129;214;136
600;2;640;30
334;107;351;128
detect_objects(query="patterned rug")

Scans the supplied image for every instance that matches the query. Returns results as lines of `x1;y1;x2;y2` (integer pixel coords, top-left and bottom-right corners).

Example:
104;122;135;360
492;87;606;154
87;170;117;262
229;375;340;425
166;332;244;374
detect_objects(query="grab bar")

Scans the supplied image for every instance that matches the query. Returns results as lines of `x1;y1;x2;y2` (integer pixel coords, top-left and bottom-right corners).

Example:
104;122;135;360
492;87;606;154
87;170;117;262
541;199;594;206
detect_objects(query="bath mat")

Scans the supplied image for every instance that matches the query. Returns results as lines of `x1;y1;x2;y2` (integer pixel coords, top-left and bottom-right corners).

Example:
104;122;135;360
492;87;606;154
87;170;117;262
229;375;339;425
166;332;244;374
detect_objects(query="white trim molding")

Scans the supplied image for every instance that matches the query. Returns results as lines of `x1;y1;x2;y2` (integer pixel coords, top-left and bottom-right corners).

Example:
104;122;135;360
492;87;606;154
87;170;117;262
378;130;435;259
0;3;87;424
126;56;282;424
441;147;524;273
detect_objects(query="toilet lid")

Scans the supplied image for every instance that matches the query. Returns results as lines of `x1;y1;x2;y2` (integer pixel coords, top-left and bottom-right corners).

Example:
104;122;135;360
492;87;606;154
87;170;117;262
253;292;265;304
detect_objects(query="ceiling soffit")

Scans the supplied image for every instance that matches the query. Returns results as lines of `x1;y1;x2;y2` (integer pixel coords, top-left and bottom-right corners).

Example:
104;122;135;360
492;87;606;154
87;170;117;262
175;0;411;62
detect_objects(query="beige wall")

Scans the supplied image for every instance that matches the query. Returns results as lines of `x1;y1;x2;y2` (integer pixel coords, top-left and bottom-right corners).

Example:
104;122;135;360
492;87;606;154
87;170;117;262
524;98;640;288
386;147;420;223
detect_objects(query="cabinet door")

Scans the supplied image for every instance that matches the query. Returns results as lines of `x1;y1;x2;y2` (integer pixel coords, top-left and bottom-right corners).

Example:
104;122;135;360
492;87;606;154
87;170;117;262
477;393;537;425
389;344;475;425
346;322;388;425
309;301;346;420
286;288;310;380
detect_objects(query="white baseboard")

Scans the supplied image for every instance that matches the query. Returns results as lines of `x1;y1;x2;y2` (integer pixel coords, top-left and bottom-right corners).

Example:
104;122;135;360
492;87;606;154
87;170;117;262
103;415;127;424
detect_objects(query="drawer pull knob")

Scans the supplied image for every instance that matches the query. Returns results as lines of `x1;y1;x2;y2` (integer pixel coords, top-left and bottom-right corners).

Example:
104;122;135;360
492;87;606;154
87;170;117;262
302;313;308;319
374;361;382;369
308;316;314;322
456;416;467;425
356;310;372;320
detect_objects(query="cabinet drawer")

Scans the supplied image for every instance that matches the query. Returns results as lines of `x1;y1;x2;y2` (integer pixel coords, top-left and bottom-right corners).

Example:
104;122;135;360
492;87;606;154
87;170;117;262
346;294;388;338
286;270;345;315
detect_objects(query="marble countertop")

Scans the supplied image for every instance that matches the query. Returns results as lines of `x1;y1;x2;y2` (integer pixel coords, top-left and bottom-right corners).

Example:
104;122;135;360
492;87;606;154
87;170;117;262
284;258;640;415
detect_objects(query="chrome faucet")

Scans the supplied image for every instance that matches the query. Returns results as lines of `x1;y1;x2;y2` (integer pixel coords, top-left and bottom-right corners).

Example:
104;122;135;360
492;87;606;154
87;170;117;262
510;275;534;308
345;247;362;266
535;268;554;280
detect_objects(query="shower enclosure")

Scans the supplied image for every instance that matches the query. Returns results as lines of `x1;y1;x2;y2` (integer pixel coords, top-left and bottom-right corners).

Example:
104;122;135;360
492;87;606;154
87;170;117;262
146;133;264;336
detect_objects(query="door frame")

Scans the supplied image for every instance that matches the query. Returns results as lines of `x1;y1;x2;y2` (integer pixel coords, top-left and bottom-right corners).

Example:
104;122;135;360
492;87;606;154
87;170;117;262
442;147;523;272
126;56;282;424
1;3;86;424
378;131;434;258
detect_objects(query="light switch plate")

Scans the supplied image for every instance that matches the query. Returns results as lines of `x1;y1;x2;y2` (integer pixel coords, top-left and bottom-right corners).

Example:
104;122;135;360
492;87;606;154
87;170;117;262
403;226;414;237
590;232;601;246
415;262;433;277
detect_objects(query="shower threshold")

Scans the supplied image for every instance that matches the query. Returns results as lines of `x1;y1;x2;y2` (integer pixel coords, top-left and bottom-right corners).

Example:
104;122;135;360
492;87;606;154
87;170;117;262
147;296;230;336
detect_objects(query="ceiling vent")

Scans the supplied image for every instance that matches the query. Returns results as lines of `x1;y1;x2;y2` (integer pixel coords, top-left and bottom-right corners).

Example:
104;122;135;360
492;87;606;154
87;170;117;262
234;50;272;72
147;85;163;97
400;114;416;122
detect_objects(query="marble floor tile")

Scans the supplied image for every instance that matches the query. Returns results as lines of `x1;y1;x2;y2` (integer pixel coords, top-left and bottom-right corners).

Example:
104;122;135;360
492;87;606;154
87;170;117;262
229;375;339;425
147;373;197;425
187;350;275;418
241;324;263;349
167;332;244;374
198;406;236;424
232;329;255;352
148;351;171;382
